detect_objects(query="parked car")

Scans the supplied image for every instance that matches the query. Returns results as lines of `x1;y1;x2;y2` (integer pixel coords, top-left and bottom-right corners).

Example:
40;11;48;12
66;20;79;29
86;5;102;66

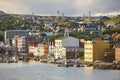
65;61;74;67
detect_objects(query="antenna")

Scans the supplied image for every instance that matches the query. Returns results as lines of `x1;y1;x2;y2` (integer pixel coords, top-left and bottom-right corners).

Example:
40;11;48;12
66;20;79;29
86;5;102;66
83;14;85;18
88;11;92;21
55;10;60;23
62;13;64;16
89;11;91;17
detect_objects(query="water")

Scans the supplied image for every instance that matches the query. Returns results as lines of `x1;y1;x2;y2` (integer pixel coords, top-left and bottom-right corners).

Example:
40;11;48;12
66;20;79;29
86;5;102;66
0;62;120;80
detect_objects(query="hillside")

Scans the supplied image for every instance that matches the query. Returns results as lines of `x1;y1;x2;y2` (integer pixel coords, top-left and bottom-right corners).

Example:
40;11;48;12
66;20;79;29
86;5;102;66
0;10;6;15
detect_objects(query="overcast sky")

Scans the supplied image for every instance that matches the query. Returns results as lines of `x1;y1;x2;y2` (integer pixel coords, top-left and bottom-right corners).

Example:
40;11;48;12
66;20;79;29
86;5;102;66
0;0;120;16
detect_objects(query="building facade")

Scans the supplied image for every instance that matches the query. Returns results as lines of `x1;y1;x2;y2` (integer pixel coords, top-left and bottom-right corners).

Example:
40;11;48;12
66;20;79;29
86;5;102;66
26;35;39;53
16;36;27;55
115;48;120;61
84;41;110;62
54;39;65;59
49;40;55;55
4;30;31;43
44;45;49;55
54;37;83;59
28;44;49;57
62;37;82;59
29;46;39;56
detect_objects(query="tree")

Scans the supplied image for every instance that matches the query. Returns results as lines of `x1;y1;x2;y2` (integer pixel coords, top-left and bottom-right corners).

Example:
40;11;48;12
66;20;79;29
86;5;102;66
49;34;64;41
40;33;47;41
103;28;120;35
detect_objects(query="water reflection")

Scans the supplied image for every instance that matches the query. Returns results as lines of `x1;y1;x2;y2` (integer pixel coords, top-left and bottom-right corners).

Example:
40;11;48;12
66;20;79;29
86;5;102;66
0;63;120;80
83;67;94;80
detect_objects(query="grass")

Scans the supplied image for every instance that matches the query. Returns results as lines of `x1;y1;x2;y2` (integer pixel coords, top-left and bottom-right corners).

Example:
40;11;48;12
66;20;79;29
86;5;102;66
104;19;120;26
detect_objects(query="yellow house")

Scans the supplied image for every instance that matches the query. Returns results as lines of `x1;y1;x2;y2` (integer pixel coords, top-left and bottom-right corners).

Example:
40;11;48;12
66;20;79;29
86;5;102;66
84;41;110;62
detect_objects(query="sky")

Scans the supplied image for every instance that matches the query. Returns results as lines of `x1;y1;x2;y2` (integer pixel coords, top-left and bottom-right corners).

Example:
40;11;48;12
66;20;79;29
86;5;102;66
0;0;120;16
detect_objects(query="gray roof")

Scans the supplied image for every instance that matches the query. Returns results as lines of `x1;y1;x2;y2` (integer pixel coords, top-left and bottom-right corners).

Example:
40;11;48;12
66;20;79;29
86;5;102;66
62;37;79;47
7;30;31;32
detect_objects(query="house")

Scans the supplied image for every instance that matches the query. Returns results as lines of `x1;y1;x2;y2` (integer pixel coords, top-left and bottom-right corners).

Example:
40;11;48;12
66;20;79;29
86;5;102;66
115;24;120;28
84;41;110;62
107;22;115;28
78;22;105;35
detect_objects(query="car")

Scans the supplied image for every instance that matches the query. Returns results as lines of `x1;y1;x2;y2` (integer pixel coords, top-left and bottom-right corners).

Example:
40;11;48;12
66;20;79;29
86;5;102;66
65;61;74;67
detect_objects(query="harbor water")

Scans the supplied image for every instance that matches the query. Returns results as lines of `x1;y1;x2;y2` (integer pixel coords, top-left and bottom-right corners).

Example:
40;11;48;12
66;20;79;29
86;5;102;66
0;62;120;80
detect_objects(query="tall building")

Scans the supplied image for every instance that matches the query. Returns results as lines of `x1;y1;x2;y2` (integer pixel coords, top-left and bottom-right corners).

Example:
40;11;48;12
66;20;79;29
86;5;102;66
16;36;27;55
49;40;55;55
84;41;110;62
54;38;65;59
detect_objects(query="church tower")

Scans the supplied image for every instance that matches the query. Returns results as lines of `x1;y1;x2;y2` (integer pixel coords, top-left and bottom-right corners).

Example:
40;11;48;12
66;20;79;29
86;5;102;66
64;27;69;37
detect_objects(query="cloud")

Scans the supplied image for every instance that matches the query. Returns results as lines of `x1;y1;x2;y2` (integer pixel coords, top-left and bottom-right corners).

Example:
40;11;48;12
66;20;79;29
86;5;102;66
94;11;120;16
0;0;120;16
0;0;30;14
74;0;120;16
23;0;76;15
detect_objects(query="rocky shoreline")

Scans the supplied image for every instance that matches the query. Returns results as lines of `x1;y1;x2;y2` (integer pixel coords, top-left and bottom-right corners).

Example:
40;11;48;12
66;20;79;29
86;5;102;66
47;60;120;70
